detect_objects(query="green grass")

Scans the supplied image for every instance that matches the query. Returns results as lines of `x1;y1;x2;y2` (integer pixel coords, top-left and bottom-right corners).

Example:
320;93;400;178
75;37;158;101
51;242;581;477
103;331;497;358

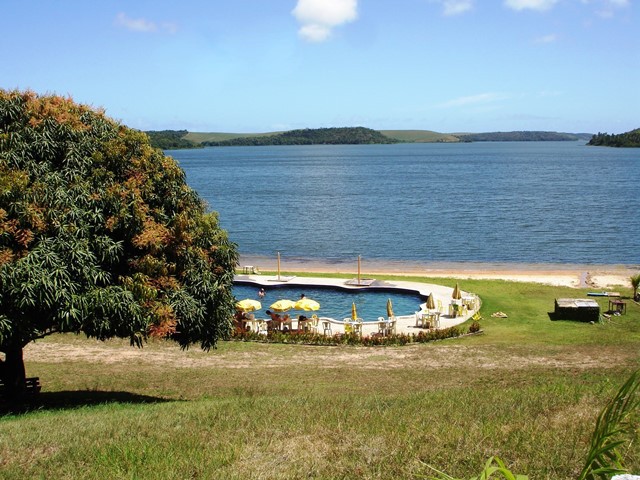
380;130;460;143
2;273;639;479
184;131;284;144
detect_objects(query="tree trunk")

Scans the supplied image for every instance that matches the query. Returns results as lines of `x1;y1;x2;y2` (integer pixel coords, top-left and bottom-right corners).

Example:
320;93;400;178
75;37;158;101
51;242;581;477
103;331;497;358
1;344;26;399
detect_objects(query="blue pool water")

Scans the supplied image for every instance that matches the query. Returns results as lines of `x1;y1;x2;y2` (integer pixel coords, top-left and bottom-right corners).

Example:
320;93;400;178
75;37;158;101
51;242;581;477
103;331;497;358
233;283;425;321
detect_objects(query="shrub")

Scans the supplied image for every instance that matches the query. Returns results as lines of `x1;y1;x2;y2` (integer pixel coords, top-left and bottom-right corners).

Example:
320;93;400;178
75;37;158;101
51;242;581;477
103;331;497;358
468;321;481;333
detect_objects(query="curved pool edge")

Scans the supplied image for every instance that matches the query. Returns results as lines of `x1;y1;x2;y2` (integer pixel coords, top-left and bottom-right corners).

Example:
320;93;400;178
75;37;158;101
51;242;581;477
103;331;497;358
234;274;479;336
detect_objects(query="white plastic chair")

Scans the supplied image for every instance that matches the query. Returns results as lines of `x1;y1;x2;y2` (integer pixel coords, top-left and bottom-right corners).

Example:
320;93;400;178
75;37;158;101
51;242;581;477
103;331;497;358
322;318;332;336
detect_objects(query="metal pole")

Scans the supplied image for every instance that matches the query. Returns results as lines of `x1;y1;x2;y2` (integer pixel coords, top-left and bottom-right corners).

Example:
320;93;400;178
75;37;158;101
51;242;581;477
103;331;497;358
277;251;281;281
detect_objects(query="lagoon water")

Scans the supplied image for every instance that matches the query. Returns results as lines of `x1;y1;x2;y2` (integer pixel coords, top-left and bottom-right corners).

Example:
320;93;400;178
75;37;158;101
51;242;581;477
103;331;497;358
169;142;640;266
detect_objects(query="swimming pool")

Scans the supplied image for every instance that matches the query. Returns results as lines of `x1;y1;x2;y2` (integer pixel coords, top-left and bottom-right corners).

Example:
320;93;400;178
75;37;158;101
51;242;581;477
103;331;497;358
233;282;426;321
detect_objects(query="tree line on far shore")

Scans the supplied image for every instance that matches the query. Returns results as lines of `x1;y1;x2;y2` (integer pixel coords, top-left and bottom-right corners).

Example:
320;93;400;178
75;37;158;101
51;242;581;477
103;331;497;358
201;127;398;146
588;128;640;148
145;130;201;149
144;127;612;150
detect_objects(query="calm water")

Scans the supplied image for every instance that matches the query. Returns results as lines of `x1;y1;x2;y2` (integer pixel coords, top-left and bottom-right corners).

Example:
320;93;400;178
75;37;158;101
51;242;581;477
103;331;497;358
233;283;425;321
169;142;640;265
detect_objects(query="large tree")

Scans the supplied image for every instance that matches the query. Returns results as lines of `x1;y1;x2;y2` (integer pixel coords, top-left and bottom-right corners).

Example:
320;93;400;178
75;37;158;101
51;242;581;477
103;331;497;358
0;90;238;398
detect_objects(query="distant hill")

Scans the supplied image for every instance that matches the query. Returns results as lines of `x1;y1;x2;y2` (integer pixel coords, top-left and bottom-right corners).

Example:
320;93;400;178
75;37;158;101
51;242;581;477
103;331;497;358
145;130;200;149
587;128;640;147
380;130;459;143
185;131;280;144
147;128;594;149
200;127;398;146
455;131;591;142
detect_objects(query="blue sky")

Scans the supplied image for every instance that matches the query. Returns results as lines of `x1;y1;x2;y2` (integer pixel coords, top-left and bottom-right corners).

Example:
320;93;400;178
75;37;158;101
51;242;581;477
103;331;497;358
1;0;637;134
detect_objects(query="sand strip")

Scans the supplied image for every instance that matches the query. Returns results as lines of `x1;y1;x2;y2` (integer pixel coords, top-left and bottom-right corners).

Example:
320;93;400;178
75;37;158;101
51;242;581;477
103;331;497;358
239;255;639;289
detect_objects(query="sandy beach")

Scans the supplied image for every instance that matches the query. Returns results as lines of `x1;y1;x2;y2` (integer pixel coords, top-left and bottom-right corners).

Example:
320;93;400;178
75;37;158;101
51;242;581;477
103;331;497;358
239;255;639;290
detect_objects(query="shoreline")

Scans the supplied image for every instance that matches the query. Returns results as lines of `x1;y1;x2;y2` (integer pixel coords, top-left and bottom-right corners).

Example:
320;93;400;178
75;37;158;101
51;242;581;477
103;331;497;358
239;255;639;289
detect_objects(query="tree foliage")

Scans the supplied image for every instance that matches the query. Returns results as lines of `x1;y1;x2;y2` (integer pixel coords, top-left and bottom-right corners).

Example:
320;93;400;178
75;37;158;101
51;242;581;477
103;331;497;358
0;90;238;393
456;131;590;142
202;127;399;146
588;129;640;147
145;130;200;150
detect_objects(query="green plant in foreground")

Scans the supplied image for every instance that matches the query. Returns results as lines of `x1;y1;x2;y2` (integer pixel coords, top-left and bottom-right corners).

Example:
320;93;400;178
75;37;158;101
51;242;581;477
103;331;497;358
631;273;640;301
577;369;640;480
424;369;640;480
423;456;528;480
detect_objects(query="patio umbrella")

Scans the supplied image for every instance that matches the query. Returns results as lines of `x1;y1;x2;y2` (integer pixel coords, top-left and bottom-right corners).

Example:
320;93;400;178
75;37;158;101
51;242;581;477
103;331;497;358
294;298;320;311
452;283;462;301
269;299;296;312
386;298;394;318
351;302;358;321
235;299;262;312
426;293;436;311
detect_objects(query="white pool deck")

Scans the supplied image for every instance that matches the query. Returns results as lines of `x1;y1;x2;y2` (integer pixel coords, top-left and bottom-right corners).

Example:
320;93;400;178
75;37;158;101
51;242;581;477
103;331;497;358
234;274;479;336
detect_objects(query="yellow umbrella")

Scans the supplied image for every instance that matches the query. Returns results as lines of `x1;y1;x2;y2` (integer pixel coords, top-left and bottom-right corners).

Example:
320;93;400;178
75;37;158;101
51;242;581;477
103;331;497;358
269;299;296;312
351;302;358;321
452;283;462;301
235;299;262;312
294;298;320;311
386;298;394;318
426;293;436;310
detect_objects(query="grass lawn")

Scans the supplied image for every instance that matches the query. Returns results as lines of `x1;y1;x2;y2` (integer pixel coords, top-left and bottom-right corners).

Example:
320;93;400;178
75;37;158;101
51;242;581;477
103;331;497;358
1;273;639;479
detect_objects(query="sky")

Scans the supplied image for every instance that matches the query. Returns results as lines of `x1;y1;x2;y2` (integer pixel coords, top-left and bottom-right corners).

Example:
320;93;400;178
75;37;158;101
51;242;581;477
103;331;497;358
1;0;637;134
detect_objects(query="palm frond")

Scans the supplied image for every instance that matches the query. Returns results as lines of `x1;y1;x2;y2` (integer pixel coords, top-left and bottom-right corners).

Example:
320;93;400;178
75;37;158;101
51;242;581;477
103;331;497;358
578;369;640;480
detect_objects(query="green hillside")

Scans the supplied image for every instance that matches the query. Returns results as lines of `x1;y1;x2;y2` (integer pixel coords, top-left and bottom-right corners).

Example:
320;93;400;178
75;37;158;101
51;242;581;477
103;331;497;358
185;131;280;143
380;130;459;143
148;128;596;149
456;131;589;142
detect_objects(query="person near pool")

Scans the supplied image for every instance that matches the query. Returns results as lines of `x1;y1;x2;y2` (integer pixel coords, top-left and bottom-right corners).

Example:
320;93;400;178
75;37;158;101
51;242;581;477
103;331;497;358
258;288;265;298
265;310;283;330
297;314;309;331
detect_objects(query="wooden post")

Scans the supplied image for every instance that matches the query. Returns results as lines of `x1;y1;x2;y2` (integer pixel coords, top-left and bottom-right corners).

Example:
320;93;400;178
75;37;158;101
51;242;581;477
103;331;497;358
277;251;281;281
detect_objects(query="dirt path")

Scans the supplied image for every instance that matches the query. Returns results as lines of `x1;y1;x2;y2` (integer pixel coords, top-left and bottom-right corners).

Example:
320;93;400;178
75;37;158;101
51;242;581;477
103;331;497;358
25;340;636;372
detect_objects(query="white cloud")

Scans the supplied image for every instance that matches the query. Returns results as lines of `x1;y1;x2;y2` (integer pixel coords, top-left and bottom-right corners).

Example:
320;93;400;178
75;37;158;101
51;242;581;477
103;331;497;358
504;0;559;11
292;0;358;42
596;0;630;17
438;93;510;108
115;13;177;34
607;0;630;6
442;0;474;16
534;33;558;43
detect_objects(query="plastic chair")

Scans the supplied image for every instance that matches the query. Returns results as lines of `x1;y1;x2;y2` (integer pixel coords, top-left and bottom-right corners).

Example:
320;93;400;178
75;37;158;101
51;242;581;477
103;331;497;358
307;314;319;334
387;318;397;335
322;318;332;336
352;319;363;336
257;320;269;335
378;317;387;335
343;318;353;334
282;314;293;332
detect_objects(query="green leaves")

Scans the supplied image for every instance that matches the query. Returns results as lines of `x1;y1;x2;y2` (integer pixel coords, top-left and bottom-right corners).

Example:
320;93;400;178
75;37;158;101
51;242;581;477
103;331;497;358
423;457;529;480
577;369;640;480
0;89;238;357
